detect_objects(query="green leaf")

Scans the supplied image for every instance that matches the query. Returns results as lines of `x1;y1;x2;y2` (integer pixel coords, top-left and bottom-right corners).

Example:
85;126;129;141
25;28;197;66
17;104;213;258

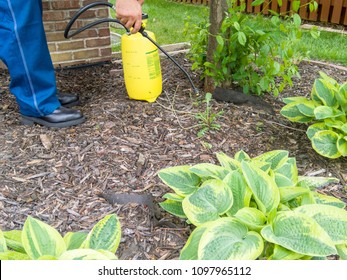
241;161;280;214
234;150;251;162
279;187;310;203
81;214;121;254
216;152;240;171
292;1;301;13
336;244;347;260
296;100;316;117
271;244;304;260
182;179;233;225
295;204;347;244
251;0;264;6
189;163;230;180
337;137;347;157
314;106;344;119
59;249;115;260
234;207;267;231
158;166;200;196
312;79;337;107
273;157;298;187
224;170;252;216
22;216;66;259
180;223;210;260
198;217;264;260
311;130;341;159
162;193;184;202
297;176;339;190
63;231;88;250
0;251;30;260
280;102;313;123
3;230;25;253
261;211;336;256
313;193;346;209
282;97;309;105
159;199;186;218
238;32;247;46
306;123;330;140
0;229;7;252
253;150;288;170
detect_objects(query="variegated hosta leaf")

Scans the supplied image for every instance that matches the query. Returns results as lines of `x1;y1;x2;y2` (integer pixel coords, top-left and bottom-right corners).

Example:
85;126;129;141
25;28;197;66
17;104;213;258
198;217;264;260
224;171;252;216
271;244;304;260
278;187;310;203
182;179;233;225
311;130;341;159
336;244;347;260
162;193;184;202
216;152;240;171
273;157;298;187
3;230;25;253
261;211;336;256
312;79;337;107
297;175;339;190
63;231;88;250
158;165;200;196
159;199;186;219
189;163;230;180
337;137;347;157
296;100;316;117
336;81;347;108
59;249;115;260
282;96;310;105
0;251;30;260
234;207;267;231
314;106;344;120
180;222;211;260
81;214;121;254
241;161;280;214
280;102;313;123
340;123;347;134
234;150;251;162
306;122;330;140
313;192;346;209
295;204;347;244
0;229;7;252
22;216;66;259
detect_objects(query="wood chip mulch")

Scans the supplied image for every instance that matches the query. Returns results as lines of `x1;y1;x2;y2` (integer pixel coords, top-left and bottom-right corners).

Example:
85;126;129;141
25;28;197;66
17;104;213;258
0;53;346;259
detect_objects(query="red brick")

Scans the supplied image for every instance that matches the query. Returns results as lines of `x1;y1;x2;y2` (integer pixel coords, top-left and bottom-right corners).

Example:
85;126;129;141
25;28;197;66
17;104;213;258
86;38;110;48
73;49;100;60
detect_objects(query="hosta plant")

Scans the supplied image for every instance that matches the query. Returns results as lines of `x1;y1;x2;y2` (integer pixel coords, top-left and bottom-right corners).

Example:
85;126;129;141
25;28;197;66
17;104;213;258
0;214;121;260
158;150;347;260
280;72;347;158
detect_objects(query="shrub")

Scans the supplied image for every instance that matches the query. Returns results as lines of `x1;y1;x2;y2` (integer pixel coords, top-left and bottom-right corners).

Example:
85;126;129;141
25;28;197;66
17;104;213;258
0;214;121;260
158;150;347;260
281;72;347;158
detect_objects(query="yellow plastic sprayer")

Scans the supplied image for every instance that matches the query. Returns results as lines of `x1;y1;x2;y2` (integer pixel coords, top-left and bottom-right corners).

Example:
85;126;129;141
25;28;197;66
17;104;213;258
64;1;199;103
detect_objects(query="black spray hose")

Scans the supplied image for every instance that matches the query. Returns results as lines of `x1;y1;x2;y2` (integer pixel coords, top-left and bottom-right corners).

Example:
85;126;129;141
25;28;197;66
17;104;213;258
64;2;199;95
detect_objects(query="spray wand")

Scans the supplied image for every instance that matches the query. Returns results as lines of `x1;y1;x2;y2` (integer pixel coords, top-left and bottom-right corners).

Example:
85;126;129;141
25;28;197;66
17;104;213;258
64;1;199;95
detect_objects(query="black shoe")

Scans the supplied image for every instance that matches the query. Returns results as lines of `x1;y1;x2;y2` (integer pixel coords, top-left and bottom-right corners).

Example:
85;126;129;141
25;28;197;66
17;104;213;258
21;106;86;128
57;92;81;107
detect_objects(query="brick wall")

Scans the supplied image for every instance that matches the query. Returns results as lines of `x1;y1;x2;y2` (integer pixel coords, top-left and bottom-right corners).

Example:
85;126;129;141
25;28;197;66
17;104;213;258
43;0;112;67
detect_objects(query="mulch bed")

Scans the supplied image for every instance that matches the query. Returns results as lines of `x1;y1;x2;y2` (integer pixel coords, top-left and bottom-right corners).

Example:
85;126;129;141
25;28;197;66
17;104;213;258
0;52;346;259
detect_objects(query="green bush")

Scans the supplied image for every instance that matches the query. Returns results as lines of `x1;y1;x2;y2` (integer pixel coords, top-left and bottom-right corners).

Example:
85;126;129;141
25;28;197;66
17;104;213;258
0;214;121;260
185;0;319;96
281;72;347;158
158;149;347;260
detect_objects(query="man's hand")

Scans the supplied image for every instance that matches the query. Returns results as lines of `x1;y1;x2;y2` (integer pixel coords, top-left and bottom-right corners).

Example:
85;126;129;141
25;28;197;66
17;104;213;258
115;0;144;33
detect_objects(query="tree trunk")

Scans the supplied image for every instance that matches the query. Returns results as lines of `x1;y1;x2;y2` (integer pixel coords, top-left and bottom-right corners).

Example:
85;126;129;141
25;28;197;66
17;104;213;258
204;0;229;93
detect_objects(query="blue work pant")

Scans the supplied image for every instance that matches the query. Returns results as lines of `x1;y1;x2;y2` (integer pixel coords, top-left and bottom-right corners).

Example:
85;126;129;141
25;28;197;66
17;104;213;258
0;0;60;117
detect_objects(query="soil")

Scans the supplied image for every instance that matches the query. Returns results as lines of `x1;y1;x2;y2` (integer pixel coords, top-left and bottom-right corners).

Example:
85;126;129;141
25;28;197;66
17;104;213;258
0;52;346;260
